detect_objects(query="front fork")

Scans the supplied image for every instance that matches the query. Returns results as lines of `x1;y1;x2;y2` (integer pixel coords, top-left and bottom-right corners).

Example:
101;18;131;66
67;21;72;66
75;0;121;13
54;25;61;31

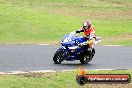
61;43;72;54
61;45;72;59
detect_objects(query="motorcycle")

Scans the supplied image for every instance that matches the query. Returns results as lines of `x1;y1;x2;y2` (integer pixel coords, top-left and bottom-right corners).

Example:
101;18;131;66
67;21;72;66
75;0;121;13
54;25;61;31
53;32;101;64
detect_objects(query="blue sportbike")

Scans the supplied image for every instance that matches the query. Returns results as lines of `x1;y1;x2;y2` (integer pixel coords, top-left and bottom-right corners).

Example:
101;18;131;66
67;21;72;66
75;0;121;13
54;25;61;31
53;33;101;64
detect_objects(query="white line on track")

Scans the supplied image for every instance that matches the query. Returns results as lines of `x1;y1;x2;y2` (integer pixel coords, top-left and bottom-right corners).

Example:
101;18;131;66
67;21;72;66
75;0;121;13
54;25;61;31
0;69;128;74
37;44;49;46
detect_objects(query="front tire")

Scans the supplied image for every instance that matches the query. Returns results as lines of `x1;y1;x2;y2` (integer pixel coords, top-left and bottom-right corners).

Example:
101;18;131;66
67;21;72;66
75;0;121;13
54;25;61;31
53;48;64;64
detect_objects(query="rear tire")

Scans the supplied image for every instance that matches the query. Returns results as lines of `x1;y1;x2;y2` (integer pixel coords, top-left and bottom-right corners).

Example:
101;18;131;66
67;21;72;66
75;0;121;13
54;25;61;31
91;48;95;58
80;54;92;64
53;48;64;64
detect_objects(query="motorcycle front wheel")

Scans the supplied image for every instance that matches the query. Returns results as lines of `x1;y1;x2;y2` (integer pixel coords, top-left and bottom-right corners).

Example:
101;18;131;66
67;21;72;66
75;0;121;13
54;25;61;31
53;48;64;64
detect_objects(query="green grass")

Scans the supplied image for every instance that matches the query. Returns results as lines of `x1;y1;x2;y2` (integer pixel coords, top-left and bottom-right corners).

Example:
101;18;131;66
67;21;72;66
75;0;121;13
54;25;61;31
0;0;132;45
0;3;82;44
0;70;132;88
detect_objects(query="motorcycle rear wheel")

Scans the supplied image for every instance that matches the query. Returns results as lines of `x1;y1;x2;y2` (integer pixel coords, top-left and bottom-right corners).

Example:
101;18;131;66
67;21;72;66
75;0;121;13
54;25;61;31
80;54;92;64
53;48;64;64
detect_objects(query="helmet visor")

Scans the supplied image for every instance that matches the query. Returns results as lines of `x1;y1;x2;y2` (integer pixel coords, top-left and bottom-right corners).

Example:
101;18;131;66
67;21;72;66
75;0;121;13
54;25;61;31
84;26;88;30
84;25;91;31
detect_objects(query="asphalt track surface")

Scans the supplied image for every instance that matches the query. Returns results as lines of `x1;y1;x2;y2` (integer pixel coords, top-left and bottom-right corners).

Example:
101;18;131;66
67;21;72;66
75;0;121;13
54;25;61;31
0;44;132;72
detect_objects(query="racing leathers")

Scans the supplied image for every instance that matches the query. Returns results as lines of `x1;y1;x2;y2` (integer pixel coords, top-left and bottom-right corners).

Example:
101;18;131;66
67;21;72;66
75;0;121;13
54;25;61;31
75;25;96;56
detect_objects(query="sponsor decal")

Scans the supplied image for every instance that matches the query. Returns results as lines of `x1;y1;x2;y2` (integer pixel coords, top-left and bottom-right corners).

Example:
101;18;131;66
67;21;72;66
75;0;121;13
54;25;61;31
76;66;131;85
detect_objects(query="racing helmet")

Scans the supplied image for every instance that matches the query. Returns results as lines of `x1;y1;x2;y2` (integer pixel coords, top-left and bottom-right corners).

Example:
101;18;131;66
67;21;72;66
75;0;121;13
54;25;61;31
83;20;91;31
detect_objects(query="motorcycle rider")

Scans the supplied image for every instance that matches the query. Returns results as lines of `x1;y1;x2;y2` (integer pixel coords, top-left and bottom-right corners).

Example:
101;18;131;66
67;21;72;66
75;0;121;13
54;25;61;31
70;20;96;56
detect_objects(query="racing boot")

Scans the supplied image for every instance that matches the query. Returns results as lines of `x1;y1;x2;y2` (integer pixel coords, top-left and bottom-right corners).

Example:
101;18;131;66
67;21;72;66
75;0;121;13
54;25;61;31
87;48;92;54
